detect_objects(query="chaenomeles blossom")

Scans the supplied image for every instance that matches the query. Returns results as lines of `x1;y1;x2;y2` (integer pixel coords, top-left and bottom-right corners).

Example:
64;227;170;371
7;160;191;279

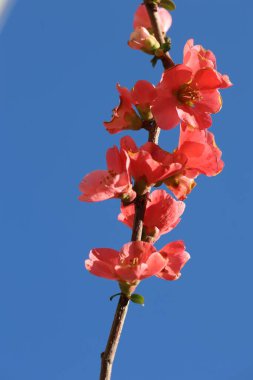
133;4;172;34
178;124;224;176
165;174;196;201
156;241;190;281
165;124;224;199
128;26;160;54
104;84;143;134
118;189;185;242
183;39;232;87
120;135;183;191
152;63;232;131
104;80;156;134
79;145;136;202
85;240;190;295
131;80;157;120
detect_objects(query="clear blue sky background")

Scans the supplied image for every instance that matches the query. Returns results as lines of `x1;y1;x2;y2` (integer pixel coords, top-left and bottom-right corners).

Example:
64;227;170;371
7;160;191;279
0;1;252;379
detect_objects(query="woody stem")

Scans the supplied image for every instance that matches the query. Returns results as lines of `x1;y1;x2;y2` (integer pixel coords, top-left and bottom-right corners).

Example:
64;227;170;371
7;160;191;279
144;0;175;70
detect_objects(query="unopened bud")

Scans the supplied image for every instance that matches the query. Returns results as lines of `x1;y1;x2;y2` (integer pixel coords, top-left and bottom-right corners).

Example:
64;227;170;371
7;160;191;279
128;27;160;55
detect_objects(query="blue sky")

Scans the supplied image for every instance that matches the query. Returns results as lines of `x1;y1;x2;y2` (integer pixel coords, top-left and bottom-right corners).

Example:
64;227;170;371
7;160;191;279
0;1;252;379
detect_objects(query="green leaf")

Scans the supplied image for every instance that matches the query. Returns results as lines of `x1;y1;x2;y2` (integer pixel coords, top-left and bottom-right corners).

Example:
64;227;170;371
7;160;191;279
130;293;145;305
161;38;172;53
160;0;176;11
150;56;158;68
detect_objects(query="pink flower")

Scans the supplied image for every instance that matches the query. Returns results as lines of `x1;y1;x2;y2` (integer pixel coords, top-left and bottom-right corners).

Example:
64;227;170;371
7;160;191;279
152;63;231;130
164;124;224;200
104;81;157;134
131;80;157;120
133;4;172;34
86;241;167;292
104;84;142;134
118;189;185;242
183;39;232;87
79;145;135;202
85;240;190;291
183;38;217;74
165;174;196;201
128;26;160;54
156;241;190;280
120;136;183;189
178;124;224;176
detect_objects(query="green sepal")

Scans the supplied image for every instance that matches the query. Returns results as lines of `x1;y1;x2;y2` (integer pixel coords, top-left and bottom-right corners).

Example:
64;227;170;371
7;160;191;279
160;0;176;11
130;293;145;305
161;38;171;53
151;56;159;68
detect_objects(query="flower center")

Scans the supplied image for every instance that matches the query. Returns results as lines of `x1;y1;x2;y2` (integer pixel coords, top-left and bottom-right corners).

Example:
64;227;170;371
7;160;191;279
129;257;139;266
177;84;200;107
120;257;139;267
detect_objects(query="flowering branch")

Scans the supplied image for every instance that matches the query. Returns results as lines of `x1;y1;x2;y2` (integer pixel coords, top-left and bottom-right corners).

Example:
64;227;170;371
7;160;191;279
99;4;175;379
79;1;232;379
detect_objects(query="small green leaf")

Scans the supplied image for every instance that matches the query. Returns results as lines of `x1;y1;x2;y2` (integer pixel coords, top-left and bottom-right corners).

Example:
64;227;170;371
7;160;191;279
150;56;158;68
160;0;176;11
161;38;172;53
130;293;145;305
109;293;122;301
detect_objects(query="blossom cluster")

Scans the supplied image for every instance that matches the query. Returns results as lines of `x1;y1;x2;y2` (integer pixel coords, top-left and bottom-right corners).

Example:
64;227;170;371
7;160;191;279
80;4;231;297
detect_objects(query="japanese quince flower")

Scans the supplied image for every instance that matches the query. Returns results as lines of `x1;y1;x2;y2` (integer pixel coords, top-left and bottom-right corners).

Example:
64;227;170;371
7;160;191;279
85;241;167;294
152;63;231;131
118;189;185;242
120;135;183;190
178;124;224;176
104;81;156;134
79;145;135;202
165;174;196;201
156;241;190;281
165;124;224;199
183;39;232;87
85;240;190;294
128;26;160;54
104;84;143;134
133;4;172;34
131;80;157;120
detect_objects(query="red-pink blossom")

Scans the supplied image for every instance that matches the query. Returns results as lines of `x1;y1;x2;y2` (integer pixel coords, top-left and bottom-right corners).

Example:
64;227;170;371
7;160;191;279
152;63;231;130
118;189;185;242
178;124;224;176
85;240;190;289
165;174;196;201
183;38;216;74
131;80;157;120
128;27;160;54
120;136;183;188
104;81;157;134
156;241;190;281
133;4;172;34
164;124;224;199
79;146;135;202
183;39;232;87
86;241;167;286
104;84;142;134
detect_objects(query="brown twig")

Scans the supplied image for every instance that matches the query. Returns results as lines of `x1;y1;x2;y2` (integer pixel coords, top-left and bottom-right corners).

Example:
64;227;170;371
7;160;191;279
99;295;129;380
144;0;175;69
99;2;175;379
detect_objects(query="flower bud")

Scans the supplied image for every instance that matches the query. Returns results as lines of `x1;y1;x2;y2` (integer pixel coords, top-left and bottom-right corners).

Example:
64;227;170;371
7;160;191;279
128;27;160;54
